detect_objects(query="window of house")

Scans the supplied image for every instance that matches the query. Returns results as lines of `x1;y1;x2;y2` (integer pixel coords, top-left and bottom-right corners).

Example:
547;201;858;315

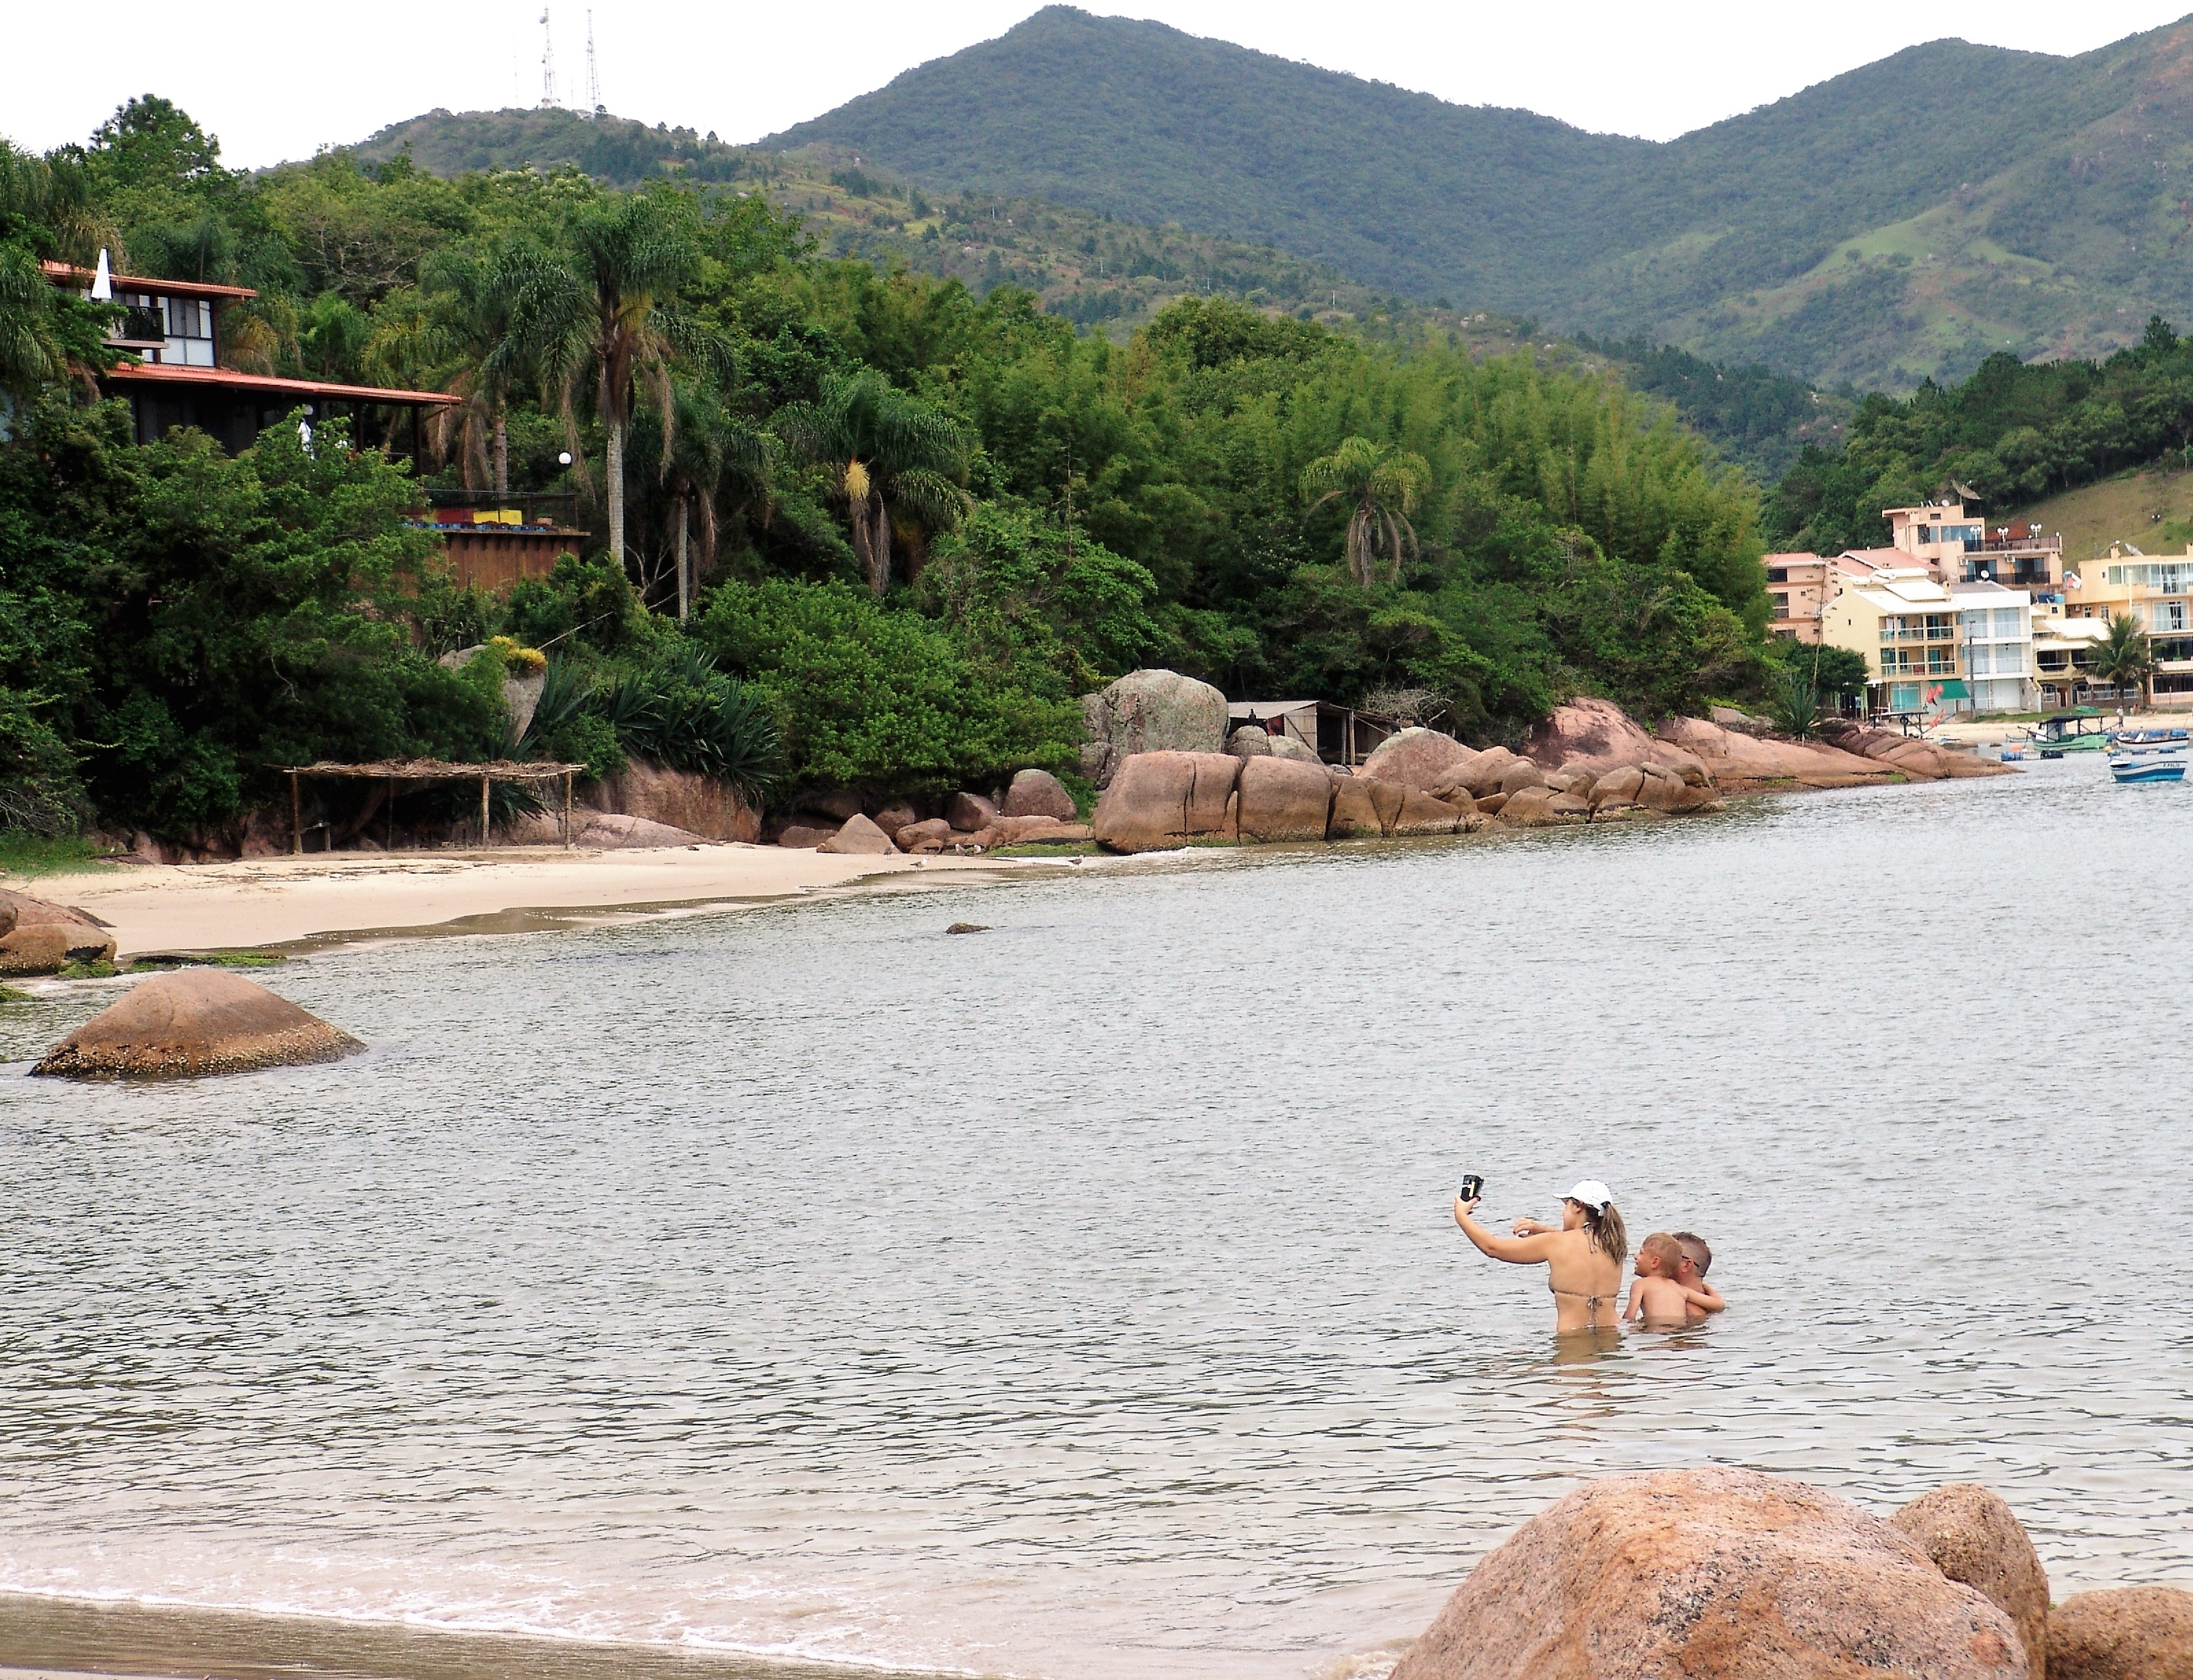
1924;614;1953;640
1890;682;1921;712
1766;568;1788;584
1771;594;1789;618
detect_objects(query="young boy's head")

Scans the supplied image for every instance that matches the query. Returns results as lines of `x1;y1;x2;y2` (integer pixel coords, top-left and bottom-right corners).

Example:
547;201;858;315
1673;1232;1712;1281
1635;1232;1684;1278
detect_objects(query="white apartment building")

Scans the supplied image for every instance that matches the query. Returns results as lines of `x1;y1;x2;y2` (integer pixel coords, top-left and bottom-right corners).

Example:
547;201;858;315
1948;581;2035;714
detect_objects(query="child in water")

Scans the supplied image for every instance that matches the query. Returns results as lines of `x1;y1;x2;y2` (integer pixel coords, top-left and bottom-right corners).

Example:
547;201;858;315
1625;1233;1719;1329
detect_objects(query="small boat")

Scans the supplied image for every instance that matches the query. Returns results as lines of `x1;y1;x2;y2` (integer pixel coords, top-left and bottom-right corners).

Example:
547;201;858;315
2034;710;2112;755
2109;756;2186;784
2113;727;2189;747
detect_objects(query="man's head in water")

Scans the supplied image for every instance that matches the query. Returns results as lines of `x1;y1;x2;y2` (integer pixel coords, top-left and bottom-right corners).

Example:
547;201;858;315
1673;1231;1712;1284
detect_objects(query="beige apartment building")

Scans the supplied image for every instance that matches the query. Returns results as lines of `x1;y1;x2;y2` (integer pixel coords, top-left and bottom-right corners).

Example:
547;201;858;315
1820;570;2036;716
2063;544;2193;707
1763;553;1829;642
1881;500;2065;590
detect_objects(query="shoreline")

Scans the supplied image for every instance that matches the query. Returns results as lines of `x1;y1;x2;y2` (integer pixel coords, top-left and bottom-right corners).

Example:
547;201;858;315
0;1592;963;1680
10;844;1043;960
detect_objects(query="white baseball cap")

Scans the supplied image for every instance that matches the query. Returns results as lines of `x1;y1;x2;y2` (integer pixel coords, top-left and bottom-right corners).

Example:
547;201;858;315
1564;1179;1614;1212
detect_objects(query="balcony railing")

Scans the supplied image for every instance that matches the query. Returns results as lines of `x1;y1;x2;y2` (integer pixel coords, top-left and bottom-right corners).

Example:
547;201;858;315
1969;534;2062;552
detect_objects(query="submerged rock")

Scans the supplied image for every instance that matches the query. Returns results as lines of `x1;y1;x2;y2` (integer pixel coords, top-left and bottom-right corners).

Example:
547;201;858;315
34;969;361;1080
1893;1484;2050;1676
1389;1466;2025;1680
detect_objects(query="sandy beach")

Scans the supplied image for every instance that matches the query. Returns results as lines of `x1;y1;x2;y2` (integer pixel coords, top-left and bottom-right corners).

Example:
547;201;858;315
15;843;1036;958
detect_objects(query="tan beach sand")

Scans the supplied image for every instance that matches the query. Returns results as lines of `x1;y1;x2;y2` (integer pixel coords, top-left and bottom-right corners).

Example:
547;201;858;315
19;844;1033;957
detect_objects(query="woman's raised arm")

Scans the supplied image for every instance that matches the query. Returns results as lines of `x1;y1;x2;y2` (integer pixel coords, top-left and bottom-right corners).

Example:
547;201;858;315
1454;1198;1562;1264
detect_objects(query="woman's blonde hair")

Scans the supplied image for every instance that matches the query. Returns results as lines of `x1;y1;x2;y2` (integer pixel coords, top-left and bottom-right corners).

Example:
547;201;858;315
1570;1198;1628;1265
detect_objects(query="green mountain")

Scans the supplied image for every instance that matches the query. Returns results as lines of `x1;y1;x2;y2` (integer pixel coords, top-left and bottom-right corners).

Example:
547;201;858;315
768;6;2193;390
351;106;756;185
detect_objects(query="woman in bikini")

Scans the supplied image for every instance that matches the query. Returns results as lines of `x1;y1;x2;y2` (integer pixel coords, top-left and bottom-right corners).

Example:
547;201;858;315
1452;1178;1629;1333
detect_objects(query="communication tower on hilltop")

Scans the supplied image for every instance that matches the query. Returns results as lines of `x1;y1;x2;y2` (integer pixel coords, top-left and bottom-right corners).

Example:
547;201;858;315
539;9;559;109
585;12;603;117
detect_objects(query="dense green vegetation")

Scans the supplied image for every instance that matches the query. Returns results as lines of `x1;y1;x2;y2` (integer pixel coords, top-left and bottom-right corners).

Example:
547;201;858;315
1767;318;2193;552
773;6;2193;388
1;97;1780;847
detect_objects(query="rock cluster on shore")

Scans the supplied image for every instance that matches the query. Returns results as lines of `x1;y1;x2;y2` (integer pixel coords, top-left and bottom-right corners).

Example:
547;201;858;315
1391;1465;2189;1680
0;889;119;975
32;968;361;1080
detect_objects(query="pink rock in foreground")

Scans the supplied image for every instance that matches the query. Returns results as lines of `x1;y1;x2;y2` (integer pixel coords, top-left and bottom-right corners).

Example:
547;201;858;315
1389;1467;2026;1680
34;968;361;1080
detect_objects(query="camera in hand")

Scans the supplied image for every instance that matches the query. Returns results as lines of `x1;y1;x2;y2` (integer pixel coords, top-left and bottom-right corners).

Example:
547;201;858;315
1458;1174;1485;1203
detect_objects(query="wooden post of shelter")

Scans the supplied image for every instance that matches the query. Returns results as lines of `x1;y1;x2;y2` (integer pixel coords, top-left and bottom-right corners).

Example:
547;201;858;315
480;773;491;850
564;771;574;850
290;770;303;854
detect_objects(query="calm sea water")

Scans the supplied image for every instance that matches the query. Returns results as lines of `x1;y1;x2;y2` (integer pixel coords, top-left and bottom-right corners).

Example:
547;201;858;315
2;755;2189;1680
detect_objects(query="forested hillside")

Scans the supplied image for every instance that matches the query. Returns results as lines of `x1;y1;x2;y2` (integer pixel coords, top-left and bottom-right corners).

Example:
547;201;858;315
0;97;1782;850
1767;320;2193;552
772;7;2193;390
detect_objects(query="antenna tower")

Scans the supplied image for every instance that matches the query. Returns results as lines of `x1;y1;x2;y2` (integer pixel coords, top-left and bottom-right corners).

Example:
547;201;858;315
585;11;602;117
539;9;559;109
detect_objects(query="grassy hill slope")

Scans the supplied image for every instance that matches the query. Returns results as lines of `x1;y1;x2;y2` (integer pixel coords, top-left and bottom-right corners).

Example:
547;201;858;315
769;6;2193;389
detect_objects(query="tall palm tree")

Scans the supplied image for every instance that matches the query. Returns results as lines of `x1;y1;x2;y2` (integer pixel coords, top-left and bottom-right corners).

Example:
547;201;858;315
629;376;778;618
2092;610;2156;710
778;368;971;595
367;246;524;493
0;242;69;401
503;194;704;568
1300;435;1433;588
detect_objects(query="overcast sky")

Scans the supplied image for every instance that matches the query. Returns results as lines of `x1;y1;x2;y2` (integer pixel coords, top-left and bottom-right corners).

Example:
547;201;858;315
8;1;2191;167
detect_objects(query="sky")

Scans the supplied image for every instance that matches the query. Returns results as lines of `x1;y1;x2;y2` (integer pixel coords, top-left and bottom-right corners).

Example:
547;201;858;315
6;0;2192;168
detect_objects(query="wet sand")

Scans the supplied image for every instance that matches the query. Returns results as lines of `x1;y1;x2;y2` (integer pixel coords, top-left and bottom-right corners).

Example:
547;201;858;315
19;844;1037;958
0;1595;955;1680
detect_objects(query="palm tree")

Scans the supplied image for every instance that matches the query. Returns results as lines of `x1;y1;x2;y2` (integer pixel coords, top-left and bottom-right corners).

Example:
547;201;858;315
629;375;778;618
503;194;704;568
2092;610;2156;710
0;242;68;401
777;368;971;595
1300;435;1433;587
367;246;524;493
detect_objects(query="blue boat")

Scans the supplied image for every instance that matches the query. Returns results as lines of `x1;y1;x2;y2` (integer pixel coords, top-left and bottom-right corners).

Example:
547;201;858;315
2109;755;2186;784
2113;727;2190;747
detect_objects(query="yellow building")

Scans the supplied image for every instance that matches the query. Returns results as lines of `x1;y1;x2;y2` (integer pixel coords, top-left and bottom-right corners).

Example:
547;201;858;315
2064;544;2193;707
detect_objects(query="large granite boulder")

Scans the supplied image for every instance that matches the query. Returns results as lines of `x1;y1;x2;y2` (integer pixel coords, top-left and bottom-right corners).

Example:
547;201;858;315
1330;775;1402;838
1358;727;1478;792
1661;716;1896;788
598;759;761;842
1527;696;1669;776
946;791;999;832
1227;725;1275;758
1091;750;1240;852
2050;1586;2193;1680
1496;786;1564;827
1235;757;1335;841
895;818;954;854
1389;1467;2026;1680
1268;733;1323;764
1004;769;1078;820
1393;789;1472;836
575;812;708;849
1451;746;1522;800
815;813;899;855
1082;670;1230;786
1893;1486;2049;1678
34;969;362;1080
0;891;118;975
